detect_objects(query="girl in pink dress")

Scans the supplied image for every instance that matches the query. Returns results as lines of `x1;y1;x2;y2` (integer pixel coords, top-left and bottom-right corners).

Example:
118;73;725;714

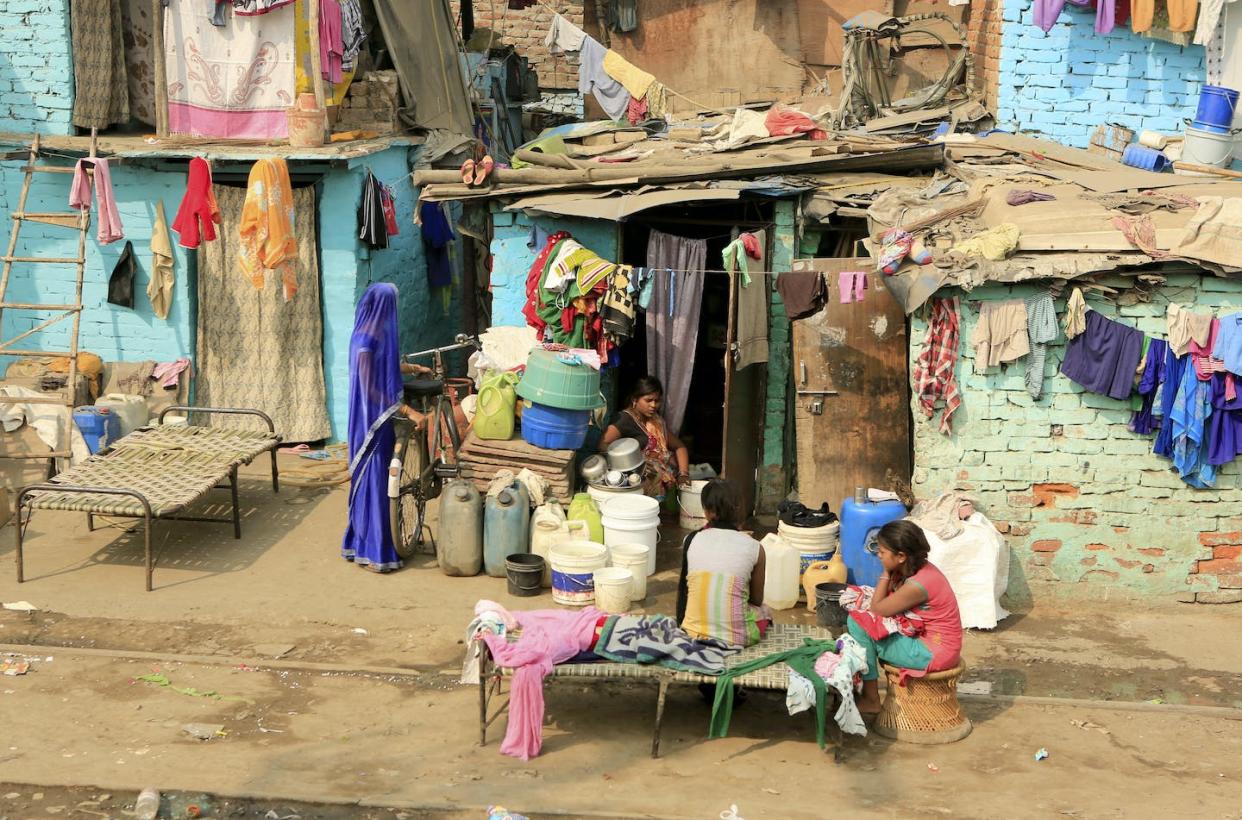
848;519;963;715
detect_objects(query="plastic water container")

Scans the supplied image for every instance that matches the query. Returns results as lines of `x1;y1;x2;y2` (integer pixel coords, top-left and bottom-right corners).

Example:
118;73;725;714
760;533;799;610
1121;143;1171;172
778;519;841;578
73;406;121;454
678;479;708;530
483;483;530;577
601;493;661;576
473;371;519;441
1193;84;1240;133
531;503;590;587
520;402;590;450
592;567;633;614
608;543;651;601
839;497;907;587
568;492;604;543
548;541;608;606
1183;124;1234;168
438;479;483;576
94;393;150;438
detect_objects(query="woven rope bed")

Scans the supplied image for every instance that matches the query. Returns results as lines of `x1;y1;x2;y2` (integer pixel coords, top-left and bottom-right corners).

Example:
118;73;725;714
15;406;282;591
478;622;847;761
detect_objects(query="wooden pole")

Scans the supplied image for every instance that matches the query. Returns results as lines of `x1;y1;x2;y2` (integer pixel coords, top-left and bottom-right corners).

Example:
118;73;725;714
152;0;168;137
308;0;329;141
1172;161;1242;179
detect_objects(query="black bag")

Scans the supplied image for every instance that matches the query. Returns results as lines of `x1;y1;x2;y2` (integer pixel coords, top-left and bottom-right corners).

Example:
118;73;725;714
107;240;136;309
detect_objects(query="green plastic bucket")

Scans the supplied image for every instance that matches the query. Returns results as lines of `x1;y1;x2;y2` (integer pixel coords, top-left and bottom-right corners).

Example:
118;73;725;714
517;349;604;411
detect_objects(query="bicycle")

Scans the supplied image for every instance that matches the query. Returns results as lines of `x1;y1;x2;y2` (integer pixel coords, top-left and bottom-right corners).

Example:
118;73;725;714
390;333;481;558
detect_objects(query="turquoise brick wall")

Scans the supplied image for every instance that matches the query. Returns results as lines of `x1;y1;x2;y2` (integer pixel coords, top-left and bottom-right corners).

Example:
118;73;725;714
0;0;74;134
758;199;796;512
911;276;1242;605
998;0;1205;145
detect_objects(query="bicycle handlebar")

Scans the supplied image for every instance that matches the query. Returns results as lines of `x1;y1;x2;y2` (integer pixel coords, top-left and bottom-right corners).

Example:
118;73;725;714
403;333;481;362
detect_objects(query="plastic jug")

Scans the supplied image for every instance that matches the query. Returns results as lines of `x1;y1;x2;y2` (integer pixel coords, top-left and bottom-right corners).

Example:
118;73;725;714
73;406;121;454
473;371;519;441
801;550;848;611
94;393;150;438
484;482;531;577
840;497;907;587
531;509;590;587
761;533;799;610
568;492;604;544
438;479;482;577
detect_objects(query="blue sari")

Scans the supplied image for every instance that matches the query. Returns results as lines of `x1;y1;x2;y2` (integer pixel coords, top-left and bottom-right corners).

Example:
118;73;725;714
341;283;404;570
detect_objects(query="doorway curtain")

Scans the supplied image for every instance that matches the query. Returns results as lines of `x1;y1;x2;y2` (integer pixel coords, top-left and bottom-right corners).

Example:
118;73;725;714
646;229;707;436
196;185;332;443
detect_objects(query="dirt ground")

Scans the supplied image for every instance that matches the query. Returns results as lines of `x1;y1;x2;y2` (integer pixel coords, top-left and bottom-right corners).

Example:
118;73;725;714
2;456;1241;819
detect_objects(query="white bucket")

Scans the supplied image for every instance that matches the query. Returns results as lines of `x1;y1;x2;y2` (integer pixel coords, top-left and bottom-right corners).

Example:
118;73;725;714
586;482;643;506
1184;124;1233;168
608;543;651;601
592;567;633;614
601;494;661;576
678;480;709;530
778;520;840;578
548;541;608;606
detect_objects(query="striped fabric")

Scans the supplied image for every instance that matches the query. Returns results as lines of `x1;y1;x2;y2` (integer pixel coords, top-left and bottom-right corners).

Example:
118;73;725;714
912;297;962;435
1024;292;1059;399
682;572;761;648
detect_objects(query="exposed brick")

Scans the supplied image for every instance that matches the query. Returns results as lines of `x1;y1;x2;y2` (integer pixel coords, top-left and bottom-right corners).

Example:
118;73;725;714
1196;558;1242;575
1081;556;1097;566
1138;548;1165;558
1085;543;1109;552
1200;531;1242;547
1009;523;1034;537
1197;590;1242;604
1032;539;1062;553
1114;558;1141;570
1215;546;1242;560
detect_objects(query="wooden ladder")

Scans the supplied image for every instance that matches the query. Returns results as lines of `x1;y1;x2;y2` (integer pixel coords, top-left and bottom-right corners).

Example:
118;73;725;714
0;129;97;474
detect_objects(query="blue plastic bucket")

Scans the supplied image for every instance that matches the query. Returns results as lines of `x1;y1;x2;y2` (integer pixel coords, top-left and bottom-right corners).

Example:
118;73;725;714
73;406;120;454
1121;143;1171;172
520;402;589;450
1193;85;1239;133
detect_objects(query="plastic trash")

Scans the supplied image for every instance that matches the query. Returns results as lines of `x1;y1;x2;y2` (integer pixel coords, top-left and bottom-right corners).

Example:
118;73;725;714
1034;747;1049;761
134;788;160;820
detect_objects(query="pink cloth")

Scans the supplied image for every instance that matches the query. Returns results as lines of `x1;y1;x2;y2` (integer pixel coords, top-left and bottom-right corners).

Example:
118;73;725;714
152;358;192;388
320;0;344;84
69;158;123;245
1191;319;1237;401
480;607;604;760
765;104;818;137
838;271;867;304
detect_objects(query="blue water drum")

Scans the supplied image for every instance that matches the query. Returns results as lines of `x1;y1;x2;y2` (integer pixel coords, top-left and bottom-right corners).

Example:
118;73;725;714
1193;84;1240;134
839;497;908;587
483;483;531;577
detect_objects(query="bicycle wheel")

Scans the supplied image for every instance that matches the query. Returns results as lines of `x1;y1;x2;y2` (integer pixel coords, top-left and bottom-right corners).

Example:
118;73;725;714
392;417;432;559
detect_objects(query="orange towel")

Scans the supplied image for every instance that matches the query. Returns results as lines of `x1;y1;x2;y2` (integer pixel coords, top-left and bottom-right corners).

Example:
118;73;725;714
239;158;298;301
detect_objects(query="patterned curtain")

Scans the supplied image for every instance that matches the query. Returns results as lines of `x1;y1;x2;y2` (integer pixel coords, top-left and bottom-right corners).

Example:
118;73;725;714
196;185;332;443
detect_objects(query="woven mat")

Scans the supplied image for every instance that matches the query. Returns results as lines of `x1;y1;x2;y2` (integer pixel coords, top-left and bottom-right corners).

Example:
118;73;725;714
502;624;834;691
24;447;235;517
114;424;280;466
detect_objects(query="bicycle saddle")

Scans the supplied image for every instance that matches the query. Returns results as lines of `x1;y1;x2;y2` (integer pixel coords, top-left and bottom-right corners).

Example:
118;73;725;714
402;378;444;400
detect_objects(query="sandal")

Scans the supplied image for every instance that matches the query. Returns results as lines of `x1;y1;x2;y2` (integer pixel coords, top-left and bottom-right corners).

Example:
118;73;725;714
473;154;495;186
460;159;476;184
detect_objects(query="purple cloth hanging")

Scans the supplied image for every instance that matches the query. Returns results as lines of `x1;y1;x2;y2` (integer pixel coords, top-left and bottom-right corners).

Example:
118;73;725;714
1130;338;1168;434
1060;310;1144;401
1096;0;1116;34
1033;0;1068;32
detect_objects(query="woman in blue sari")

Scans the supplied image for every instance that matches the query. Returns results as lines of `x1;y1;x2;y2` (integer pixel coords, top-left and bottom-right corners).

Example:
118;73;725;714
341;283;427;571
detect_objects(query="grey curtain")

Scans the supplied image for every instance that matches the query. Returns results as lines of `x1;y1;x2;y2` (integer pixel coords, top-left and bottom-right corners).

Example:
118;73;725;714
372;0;474;137
646;230;707;436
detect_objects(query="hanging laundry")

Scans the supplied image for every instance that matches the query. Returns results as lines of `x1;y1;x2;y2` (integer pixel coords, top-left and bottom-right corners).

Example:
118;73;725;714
319;0;344;84
579;37;631;120
601;265;636;345
1064;287;1087;339
1167;303;1213;358
1095;0;1116;33
1167;0;1200;31
774;272;827;320
723;231;769;369
70;158;124;245
1024;292;1059;400
608;0;638;32
647;230;706;435
107;241;136;309
1195;0;1226;45
838;271;867;304
1033;0;1067;32
1208;372;1242;466
522;231;571;333
358;170;389;249
630;266;656;311
1154;345;1188;459
544;239;588;292
233;0;296;12
544;12;587;54
626;94;648;126
239;158;298;301
1132;0;1154;32
1060;310;1145;401
1170;360;1216;488
172;158;221;250
1214;312;1242;375
420;201;455;291
602;50;656;99
71;0;130;130
970;299;1029;373
148;200;176;321
339;0;366;71
645;81;669;119
1131;338;1169;435
1190;319;1236;401
295;0;354;107
912;297;962;435
153;358;192;389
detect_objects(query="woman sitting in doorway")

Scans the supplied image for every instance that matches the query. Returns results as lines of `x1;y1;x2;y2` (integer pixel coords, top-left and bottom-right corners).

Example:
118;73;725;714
599;375;690;499
848;519;963;714
676;479;770;648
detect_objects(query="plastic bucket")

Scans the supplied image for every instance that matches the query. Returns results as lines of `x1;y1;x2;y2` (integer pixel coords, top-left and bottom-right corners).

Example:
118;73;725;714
1193;85;1239;133
586;481;643;506
593;567;633;614
678;480;708;530
1184;124;1234;168
516;349;605;410
1121;143;1171;172
815;582;848;630
520;402;590;450
548;541;608;606
505;553;544;598
602;495;661;576
608;543;651;601
778;520;841;577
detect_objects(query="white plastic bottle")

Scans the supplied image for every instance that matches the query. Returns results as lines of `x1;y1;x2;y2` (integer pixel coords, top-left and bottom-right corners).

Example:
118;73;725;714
135;787;160;820
761;534;799;610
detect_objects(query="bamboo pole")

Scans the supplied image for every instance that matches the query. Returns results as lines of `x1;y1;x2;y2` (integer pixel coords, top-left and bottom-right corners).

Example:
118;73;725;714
308;0;329;141
1172;161;1242;179
152;0;168;137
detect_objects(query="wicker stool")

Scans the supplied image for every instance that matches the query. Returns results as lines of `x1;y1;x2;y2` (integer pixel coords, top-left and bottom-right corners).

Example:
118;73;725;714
873;662;972;744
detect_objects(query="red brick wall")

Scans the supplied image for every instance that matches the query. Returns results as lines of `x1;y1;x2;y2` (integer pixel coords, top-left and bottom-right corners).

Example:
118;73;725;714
965;0;1002;112
450;1;585;90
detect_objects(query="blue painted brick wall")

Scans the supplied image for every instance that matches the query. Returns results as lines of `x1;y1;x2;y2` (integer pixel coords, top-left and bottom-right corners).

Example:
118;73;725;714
0;0;74;135
998;0;1205;146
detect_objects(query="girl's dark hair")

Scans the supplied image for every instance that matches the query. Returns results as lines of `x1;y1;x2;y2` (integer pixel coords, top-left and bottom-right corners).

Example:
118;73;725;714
876;519;930;572
701;478;742;530
629;375;664;405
